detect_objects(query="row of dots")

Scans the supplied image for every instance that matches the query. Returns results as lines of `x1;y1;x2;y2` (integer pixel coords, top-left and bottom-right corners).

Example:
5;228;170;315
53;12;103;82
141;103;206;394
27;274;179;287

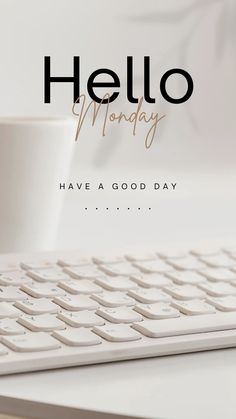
84;208;152;210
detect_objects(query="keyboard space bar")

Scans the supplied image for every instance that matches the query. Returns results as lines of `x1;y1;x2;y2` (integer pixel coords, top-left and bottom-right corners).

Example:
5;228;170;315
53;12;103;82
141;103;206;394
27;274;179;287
132;313;236;338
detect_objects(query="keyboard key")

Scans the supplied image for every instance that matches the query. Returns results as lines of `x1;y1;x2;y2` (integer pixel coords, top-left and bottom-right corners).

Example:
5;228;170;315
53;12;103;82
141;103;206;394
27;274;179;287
99;262;140;276
132;313;236;338
0;302;21;318
28;268;69;283
18;314;65;332
53;295;99;311
157;250;187;259
96;307;142;323
190;247;220;257
92;255;125;264
172;299;216;315
166;271;206;285
125;252;157;262
21;260;56;270
133;260;171;274
199;268;236;282
58;311;105;327
198;282;236;297
131;273;172;288
53;328;102;347
95;276;136;291
0;262;20;272
134;303;180;319
200;254;236;268
58;256;92;267
229;267;236;279
59;279;102;295
93;324;141;342
21;283;66;298
223;246;236;255
128;288;171;304
0;319;26;335
206;296;236;312
64;265;102;279
15;298;59;315
2;332;61;352
164;284;205;300
167;256;206;271
0;287;27;302
92;292;135;308
0;271;32;286
0;344;8;355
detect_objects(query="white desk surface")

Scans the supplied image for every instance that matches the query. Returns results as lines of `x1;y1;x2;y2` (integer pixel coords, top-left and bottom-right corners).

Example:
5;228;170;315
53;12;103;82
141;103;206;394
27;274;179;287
0;348;236;419
0;171;236;419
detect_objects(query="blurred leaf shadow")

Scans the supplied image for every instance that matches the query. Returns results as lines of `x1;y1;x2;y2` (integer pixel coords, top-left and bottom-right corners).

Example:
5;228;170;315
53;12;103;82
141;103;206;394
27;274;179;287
122;0;222;24
95;0;235;166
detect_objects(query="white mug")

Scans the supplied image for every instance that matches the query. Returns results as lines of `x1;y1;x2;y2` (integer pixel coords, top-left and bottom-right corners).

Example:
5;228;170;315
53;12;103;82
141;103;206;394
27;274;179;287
0;118;76;253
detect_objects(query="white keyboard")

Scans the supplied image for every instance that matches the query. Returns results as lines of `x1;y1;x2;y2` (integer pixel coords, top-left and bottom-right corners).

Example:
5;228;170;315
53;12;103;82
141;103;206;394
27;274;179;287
1;246;236;375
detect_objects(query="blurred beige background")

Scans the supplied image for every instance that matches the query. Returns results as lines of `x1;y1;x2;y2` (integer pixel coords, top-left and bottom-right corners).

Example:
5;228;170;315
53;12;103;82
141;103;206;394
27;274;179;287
0;0;235;172
0;0;235;252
